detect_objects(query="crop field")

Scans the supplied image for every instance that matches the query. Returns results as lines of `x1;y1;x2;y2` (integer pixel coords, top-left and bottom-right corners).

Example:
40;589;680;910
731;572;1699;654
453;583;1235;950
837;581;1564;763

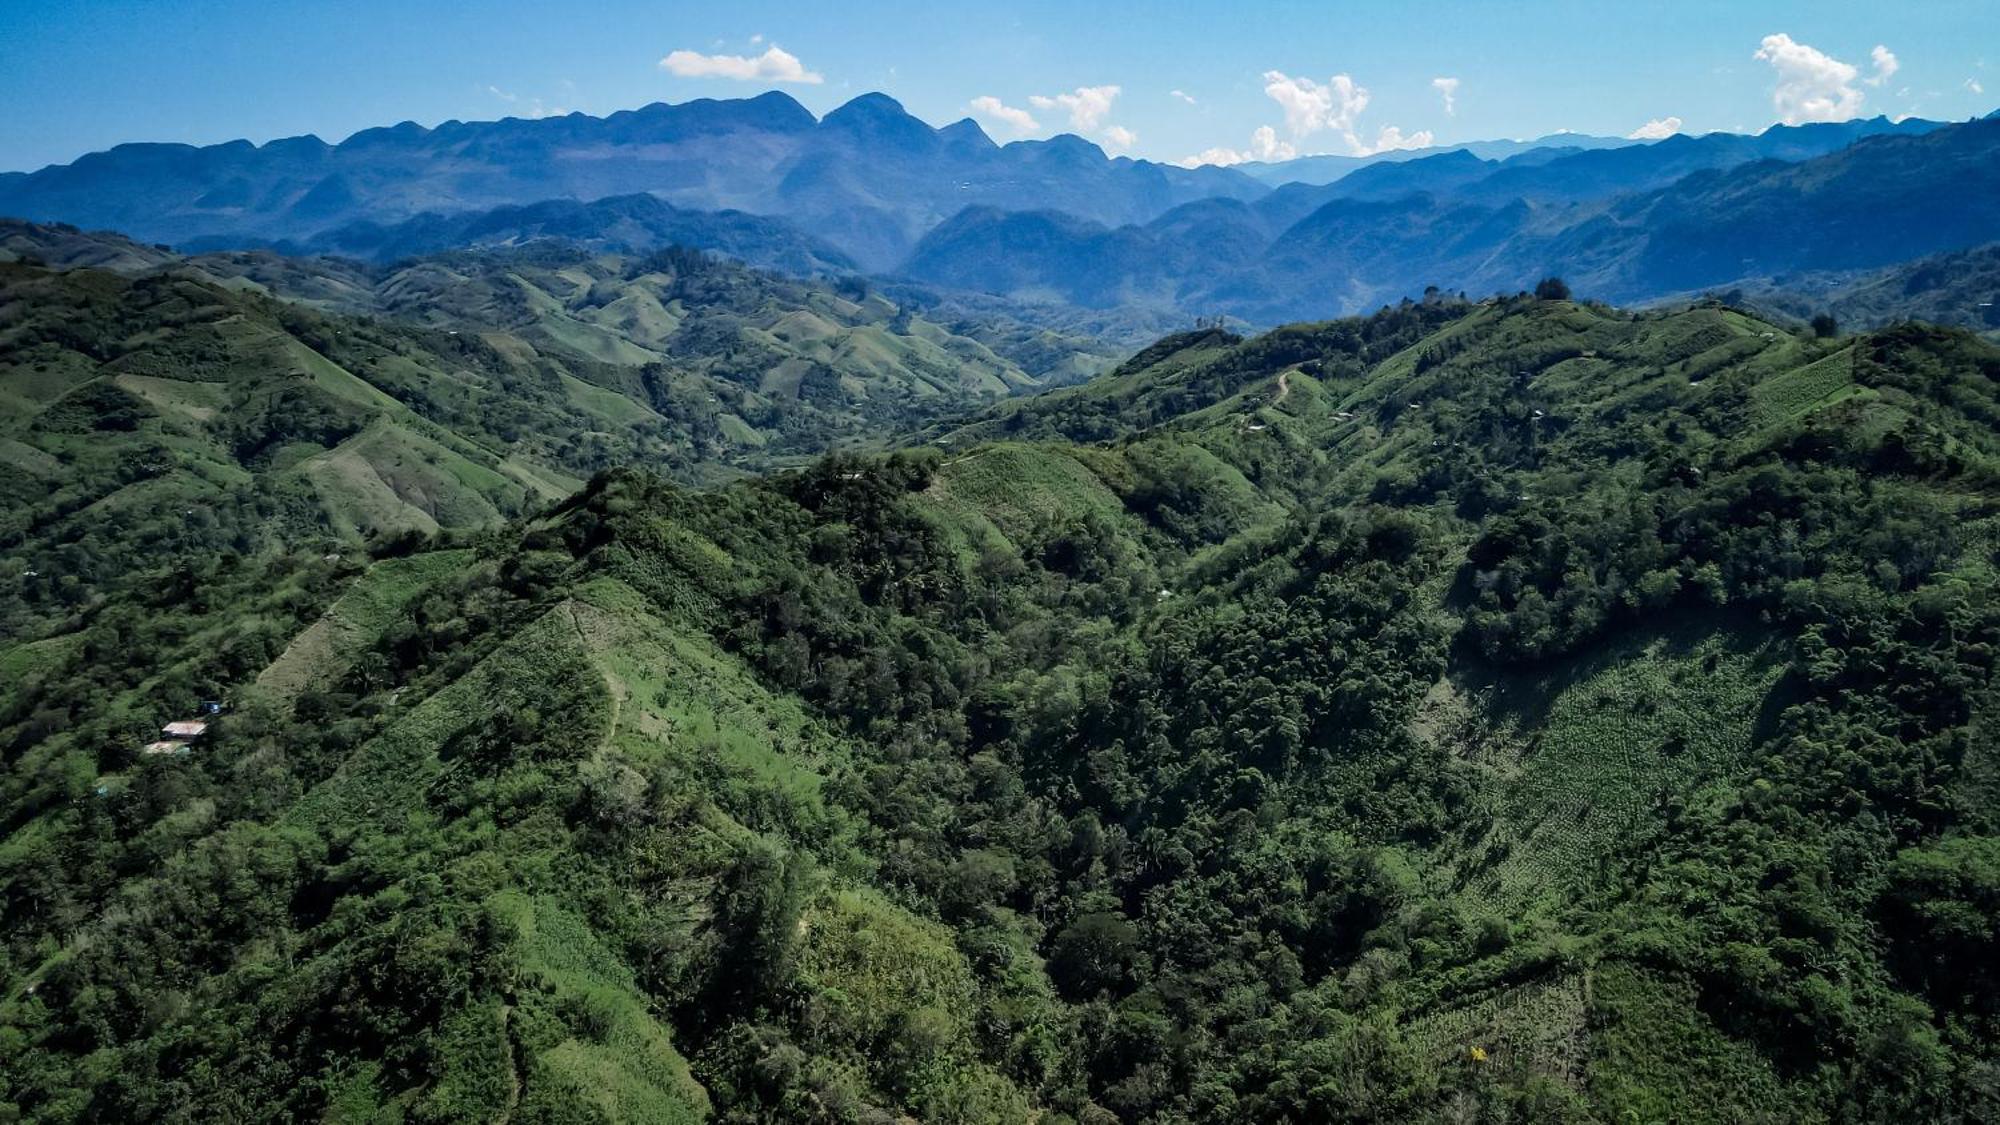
1450;624;1788;910
928;442;1129;545
1751;347;1858;424
284;603;609;835
1401;971;1591;1086
570;581;849;843
486;891;710;1125
254;549;475;704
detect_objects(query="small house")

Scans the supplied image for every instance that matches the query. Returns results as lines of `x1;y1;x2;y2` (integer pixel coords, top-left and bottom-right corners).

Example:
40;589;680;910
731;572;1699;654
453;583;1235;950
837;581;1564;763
162;720;208;739
142;741;186;756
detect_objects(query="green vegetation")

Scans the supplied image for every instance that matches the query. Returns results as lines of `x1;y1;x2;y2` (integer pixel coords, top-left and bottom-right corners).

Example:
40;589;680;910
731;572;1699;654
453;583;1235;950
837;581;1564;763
0;226;1127;645
1716;240;2000;342
2;288;1998;1122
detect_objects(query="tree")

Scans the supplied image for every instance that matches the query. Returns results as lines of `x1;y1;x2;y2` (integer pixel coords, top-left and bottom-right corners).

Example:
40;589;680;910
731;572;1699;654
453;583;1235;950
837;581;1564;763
1534;277;1572;301
1813;313;1840;338
1048;912;1140;999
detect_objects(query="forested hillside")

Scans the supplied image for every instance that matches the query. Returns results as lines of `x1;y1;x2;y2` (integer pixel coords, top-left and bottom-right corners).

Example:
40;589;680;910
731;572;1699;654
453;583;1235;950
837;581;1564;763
3;292;1996;1121
0;227;1129;641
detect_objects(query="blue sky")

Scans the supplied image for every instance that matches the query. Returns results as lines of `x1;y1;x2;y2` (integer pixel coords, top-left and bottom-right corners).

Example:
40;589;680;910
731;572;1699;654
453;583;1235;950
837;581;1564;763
1;0;1994;172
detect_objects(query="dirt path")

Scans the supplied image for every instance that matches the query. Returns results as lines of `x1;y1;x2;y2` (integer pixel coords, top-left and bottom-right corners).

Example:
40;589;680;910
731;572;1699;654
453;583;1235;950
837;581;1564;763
566;601;623;749
1276;369;1292;403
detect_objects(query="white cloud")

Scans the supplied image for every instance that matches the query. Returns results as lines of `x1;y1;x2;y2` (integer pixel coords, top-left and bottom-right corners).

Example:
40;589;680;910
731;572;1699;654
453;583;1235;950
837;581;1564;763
749;32;764;44
1627;115;1683;139
969;95;1039;134
1179;69;1433;164
659;44;823;84
1431;76;1460;116
1029;85;1121;130
1254;70;1423;155
1171;89;1197;105
486;85;567;118
1249;124;1292;160
1753;33;1864;124
1866;45;1899;86
1969;77;1987;95
1174;148;1243;168
1358;125;1433;155
1174;124;1294;168
1101;124;1138;151
1262;70;1370;141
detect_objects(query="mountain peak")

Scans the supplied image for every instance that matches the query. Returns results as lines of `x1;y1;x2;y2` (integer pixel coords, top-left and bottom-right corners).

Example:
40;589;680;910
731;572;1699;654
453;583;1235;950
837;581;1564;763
819;92;937;151
340;120;431;149
824;92;914;122
1011;133;1108;165
938;117;996;151
738;89;816;126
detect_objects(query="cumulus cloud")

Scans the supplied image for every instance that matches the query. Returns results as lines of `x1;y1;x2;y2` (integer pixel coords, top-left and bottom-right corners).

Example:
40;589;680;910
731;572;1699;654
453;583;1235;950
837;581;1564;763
1262;70;1425;154
969;95;1039;134
1360;125;1434;154
1249;124;1292;160
1177;69;1431;165
1262;70;1369;140
1866;45;1899;86
1101;124;1138;151
1171;89;1198;105
1753;33;1864;123
1627;115;1683;139
1173;149;1238;168
1432;77;1460;116
1174;124;1294;168
659;44;823;84
1029;85;1122;129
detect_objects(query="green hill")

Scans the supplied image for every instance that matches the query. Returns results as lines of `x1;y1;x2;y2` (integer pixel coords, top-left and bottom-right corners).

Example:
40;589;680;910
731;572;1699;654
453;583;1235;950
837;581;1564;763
2;294;1998;1121
0;228;1128;644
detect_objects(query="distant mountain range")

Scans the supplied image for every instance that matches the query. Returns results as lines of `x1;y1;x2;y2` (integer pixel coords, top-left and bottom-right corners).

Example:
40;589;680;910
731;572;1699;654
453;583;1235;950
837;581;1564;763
905;116;2000;322
1228;130;1634;186
0;92;1260;270
189;192;862;278
4;93;1996;326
